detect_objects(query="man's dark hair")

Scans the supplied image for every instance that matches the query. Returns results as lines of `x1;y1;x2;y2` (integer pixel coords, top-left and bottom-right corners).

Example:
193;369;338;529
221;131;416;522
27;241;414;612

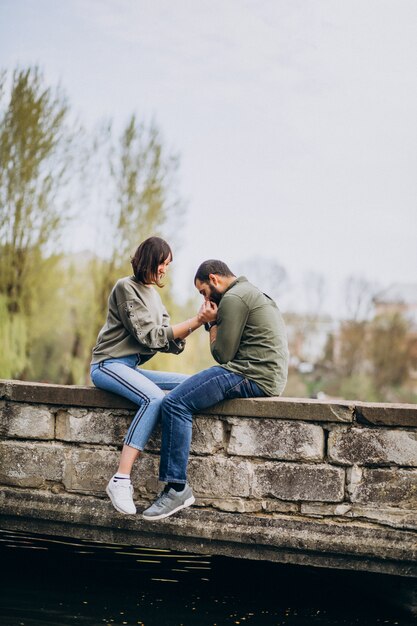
131;236;172;287
194;259;235;284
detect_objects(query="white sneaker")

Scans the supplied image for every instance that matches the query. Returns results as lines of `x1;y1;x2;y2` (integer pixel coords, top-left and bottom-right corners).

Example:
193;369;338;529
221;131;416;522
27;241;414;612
106;477;136;515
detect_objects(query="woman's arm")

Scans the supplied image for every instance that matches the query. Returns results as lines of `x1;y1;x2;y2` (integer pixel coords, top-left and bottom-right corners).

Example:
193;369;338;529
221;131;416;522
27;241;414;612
171;315;203;340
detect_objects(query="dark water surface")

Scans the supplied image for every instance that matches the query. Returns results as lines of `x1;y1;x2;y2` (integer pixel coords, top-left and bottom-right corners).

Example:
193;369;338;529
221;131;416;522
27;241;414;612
0;527;414;626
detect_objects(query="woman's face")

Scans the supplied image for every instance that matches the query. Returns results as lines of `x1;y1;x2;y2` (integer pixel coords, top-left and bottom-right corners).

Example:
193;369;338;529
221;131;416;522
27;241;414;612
157;255;171;281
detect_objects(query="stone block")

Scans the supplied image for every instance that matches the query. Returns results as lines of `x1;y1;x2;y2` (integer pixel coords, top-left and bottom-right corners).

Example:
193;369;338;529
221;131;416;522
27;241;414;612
55;408;131;445
188;455;252;498
63;448;120;494
348;467;417;508
131;453;160;497
261;500;299;514
252;462;345;502
0;379;136;409
349;505;417;531
0;402;55;440
63;447;160;497
355;401;417;427
300;503;352;517
191;416;225;454
196;497;263;513
144;416;225;455
204;396;354;422
227;418;324;461
328;427;417;466
0;441;64;488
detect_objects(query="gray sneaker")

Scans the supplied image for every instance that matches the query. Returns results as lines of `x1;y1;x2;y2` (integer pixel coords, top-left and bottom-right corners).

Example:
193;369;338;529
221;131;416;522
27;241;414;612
142;484;195;521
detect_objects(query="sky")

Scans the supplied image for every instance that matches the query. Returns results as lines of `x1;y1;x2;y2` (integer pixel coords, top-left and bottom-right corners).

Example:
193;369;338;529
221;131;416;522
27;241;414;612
1;0;417;316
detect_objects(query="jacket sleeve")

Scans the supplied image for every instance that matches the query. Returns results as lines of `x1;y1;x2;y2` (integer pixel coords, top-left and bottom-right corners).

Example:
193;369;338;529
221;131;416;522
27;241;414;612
211;294;249;364
117;291;174;350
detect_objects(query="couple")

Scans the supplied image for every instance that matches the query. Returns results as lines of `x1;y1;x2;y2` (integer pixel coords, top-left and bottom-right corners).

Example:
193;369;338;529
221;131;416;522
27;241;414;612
90;236;289;521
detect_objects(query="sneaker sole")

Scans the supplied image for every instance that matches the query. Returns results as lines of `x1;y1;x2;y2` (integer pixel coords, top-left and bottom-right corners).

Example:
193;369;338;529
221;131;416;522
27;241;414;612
142;495;195;521
106;485;137;515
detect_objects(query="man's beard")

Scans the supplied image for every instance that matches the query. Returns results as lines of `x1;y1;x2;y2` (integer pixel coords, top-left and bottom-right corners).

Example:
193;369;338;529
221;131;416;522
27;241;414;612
209;283;222;305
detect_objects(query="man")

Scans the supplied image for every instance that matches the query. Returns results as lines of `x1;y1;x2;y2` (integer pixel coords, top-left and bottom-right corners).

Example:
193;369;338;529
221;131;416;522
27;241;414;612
142;259;289;521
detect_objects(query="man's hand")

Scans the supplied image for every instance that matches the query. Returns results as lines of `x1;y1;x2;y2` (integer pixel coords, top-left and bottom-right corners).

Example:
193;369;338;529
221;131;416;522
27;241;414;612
198;300;218;324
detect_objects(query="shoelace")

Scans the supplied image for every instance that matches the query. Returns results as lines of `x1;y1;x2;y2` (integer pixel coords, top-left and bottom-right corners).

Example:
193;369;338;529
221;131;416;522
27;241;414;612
155;490;172;506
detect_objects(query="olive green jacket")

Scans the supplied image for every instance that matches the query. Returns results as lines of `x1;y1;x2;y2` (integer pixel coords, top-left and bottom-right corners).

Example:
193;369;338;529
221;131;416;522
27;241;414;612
211;277;289;396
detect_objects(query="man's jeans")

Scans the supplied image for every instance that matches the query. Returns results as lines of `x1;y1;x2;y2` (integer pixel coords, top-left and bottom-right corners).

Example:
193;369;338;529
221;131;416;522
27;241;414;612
90;355;189;450
159;366;266;484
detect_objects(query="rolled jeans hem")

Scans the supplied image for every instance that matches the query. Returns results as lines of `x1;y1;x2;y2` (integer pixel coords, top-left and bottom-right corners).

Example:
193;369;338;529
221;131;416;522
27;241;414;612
159;476;187;484
123;441;143;452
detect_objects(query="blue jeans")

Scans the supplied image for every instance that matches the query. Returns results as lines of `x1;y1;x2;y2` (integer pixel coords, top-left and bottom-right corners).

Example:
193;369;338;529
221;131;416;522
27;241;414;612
159;366;266;483
90;355;189;450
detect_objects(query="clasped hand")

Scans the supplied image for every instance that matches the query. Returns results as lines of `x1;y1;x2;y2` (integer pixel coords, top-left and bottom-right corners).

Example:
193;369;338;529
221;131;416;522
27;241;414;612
198;300;218;324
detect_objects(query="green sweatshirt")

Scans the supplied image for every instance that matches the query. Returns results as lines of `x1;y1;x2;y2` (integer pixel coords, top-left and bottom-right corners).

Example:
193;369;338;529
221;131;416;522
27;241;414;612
211;276;289;396
91;276;174;364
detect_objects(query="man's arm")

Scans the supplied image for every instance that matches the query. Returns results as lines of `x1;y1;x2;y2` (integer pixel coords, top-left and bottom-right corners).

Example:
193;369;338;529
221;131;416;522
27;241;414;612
210;294;249;364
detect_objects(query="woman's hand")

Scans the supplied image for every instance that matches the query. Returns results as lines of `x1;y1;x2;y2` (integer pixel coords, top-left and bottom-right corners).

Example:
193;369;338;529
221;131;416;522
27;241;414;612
198;300;218;324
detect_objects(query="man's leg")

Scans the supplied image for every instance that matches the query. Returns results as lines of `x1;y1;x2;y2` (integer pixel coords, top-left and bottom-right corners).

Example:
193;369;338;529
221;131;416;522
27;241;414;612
159;366;240;484
142;366;264;520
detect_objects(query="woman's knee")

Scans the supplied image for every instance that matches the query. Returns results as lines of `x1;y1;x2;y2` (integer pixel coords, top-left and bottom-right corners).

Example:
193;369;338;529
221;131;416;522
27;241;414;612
148;388;165;404
161;392;173;410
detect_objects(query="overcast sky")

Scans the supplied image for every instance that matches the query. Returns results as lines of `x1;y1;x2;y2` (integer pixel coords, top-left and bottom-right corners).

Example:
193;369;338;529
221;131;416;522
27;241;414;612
1;0;416;316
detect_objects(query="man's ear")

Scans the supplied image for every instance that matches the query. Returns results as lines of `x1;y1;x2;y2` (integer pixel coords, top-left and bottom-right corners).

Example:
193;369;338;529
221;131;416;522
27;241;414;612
209;273;219;286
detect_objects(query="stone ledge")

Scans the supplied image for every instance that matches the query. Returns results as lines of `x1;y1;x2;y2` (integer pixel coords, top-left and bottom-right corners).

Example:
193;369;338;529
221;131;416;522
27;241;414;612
355;402;417;428
0;378;354;421
0;379;137;409
0;487;416;577
1;378;416;425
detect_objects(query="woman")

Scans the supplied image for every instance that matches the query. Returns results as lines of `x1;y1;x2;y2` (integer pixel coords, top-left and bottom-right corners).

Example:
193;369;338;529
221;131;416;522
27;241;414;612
90;236;204;515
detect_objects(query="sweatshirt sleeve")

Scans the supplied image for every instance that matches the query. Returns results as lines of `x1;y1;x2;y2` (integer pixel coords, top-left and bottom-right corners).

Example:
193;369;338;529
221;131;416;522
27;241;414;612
211;294;249;364
162;304;171;327
117;284;174;350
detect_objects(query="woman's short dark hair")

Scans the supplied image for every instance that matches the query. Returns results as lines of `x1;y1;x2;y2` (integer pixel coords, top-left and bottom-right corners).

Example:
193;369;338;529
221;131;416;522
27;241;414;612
194;259;234;284
131;237;172;287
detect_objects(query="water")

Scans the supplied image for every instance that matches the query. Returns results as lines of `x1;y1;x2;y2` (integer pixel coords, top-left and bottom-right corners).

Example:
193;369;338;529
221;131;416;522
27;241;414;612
0;527;415;626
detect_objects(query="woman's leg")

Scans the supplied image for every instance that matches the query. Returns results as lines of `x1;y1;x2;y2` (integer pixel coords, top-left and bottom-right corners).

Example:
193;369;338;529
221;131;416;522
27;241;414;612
118;370;189;473
117;444;140;475
91;357;167;455
90;357;167;514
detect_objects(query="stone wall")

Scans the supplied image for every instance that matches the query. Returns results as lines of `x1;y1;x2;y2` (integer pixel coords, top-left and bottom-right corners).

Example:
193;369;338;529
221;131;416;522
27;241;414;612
0;379;416;576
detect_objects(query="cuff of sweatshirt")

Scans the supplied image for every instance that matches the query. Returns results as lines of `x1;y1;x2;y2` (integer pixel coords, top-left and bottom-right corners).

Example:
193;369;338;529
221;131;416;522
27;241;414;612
166;326;174;341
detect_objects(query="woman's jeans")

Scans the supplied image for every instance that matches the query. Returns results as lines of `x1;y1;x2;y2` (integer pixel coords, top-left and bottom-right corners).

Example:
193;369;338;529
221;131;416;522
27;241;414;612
90;355;189;451
159;365;266;484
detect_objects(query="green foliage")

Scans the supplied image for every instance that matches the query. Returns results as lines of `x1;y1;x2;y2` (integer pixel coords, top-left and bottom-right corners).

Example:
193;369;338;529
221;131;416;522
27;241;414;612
0;295;27;378
368;313;410;392
338;374;380;403
0;66;79;377
0;67;75;314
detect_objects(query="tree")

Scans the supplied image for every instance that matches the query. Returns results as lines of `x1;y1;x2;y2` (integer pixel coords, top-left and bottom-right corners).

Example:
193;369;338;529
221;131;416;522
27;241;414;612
74;115;185;378
368;313;410;392
336;275;379;378
0;67;78;377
